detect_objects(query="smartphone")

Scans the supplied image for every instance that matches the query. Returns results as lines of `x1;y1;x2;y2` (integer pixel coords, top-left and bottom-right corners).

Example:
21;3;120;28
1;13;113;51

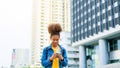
56;52;61;55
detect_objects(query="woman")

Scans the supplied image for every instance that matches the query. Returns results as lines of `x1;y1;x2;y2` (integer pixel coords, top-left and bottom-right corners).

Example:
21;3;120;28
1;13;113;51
41;23;68;68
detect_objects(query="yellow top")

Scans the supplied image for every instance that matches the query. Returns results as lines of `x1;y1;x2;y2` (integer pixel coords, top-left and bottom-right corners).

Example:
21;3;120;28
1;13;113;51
52;46;60;68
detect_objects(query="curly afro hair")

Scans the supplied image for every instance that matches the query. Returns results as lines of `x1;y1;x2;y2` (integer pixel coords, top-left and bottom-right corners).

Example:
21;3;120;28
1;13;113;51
48;23;62;37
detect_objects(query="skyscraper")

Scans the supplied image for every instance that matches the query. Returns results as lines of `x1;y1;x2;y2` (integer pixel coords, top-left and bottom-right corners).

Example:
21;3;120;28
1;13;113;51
71;0;120;68
31;0;70;67
31;0;50;67
50;0;70;31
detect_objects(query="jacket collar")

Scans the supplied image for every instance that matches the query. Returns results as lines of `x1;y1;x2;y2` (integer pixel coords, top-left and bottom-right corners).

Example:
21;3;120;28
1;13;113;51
47;43;63;50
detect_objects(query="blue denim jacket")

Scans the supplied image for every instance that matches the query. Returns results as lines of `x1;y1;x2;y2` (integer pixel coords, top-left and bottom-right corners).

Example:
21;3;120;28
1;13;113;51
41;44;68;68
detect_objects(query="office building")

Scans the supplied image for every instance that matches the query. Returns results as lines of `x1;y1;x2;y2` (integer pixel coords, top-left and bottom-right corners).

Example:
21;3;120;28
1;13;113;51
71;0;120;68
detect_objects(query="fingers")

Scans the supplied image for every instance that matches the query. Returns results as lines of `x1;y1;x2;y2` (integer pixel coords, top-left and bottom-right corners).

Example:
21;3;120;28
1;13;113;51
49;53;57;61
52;53;57;59
57;54;63;60
50;53;63;61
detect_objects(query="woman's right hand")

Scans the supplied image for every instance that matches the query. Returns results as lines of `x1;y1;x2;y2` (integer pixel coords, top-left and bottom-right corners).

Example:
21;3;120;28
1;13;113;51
49;53;57;61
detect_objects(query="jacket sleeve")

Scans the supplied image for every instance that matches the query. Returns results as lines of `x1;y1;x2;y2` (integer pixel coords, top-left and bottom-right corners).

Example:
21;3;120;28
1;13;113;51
60;48;68;67
41;47;52;67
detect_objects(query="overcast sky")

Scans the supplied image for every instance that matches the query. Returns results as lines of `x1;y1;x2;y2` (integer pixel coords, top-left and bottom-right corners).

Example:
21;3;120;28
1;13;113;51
0;0;32;67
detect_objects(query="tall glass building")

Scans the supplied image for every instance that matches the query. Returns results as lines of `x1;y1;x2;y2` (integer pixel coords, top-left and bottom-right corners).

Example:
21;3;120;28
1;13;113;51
71;0;120;68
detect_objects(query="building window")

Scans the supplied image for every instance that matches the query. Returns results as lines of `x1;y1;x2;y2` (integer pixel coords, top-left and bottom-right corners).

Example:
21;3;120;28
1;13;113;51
108;21;112;27
98;16;101;22
108;0;112;6
114;18;119;25
96;0;99;3
81;33;83;40
93;28;96;34
114;6;119;13
98;26;100;32
109;40;118;51
102;13;106;20
109;60;120;63
88;30;90;36
101;3;105;10
108;10;112;16
91;29;94;36
79;34;81;40
113;0;118;3
102;23;106;30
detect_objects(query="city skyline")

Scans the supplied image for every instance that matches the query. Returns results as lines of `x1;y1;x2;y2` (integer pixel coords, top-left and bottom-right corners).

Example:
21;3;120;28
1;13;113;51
0;0;32;67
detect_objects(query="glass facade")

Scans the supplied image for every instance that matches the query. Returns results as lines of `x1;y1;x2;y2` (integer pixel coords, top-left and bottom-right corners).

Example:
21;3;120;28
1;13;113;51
71;0;120;43
86;45;100;68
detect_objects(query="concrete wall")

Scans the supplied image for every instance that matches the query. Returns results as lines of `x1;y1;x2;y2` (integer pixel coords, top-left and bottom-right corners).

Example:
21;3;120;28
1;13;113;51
97;63;120;68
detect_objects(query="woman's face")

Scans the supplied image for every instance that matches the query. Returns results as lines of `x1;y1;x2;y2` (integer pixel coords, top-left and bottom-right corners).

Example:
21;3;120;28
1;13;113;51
51;35;60;46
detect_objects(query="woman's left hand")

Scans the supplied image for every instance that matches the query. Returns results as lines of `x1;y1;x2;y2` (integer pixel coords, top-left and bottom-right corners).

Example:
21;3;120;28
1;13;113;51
57;54;64;60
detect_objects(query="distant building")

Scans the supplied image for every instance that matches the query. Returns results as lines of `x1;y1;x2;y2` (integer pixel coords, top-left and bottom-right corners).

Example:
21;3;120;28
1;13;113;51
60;32;79;68
11;49;30;68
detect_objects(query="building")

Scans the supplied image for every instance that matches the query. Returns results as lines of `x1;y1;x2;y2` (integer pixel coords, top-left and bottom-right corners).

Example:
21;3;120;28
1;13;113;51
11;49;30;68
50;0;70;32
59;32;79;68
31;0;50;67
71;0;120;68
31;0;70;67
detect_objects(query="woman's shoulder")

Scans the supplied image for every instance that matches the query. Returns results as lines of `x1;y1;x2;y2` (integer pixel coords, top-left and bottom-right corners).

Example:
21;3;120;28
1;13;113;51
59;44;66;50
43;45;51;50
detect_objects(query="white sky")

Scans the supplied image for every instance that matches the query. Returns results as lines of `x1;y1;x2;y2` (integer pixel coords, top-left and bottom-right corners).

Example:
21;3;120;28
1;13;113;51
0;0;32;67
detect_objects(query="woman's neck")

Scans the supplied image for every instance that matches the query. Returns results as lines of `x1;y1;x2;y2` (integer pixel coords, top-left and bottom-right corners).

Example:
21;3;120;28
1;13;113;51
52;44;58;48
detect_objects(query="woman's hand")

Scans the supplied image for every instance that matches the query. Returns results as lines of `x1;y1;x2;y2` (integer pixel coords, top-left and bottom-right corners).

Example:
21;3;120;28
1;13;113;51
57;54;64;60
49;53;57;61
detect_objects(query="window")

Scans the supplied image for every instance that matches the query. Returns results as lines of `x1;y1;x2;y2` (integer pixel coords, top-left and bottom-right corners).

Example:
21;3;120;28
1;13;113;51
114;18;119;25
109;40;118;51
87;30;89;37
95;26;97;34
88;12;91;18
96;0;99;3
97;16;100;22
108;10;112;16
91;29;93;36
96;7;100;12
108;21;112;27
92;19;95;25
81;33;83;40
88;3;91;10
102;23;106;30
102;13;106;20
93;28;95;34
108;0;111;6
98;26;100;32
101;3;105;10
114;6;119;13
88;30;91;36
113;0;118;3
93;10;95;15
110;60;120;64
79;34;81;40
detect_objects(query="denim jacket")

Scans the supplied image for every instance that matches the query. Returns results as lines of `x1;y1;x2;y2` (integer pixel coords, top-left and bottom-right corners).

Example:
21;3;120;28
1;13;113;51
41;44;68;68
